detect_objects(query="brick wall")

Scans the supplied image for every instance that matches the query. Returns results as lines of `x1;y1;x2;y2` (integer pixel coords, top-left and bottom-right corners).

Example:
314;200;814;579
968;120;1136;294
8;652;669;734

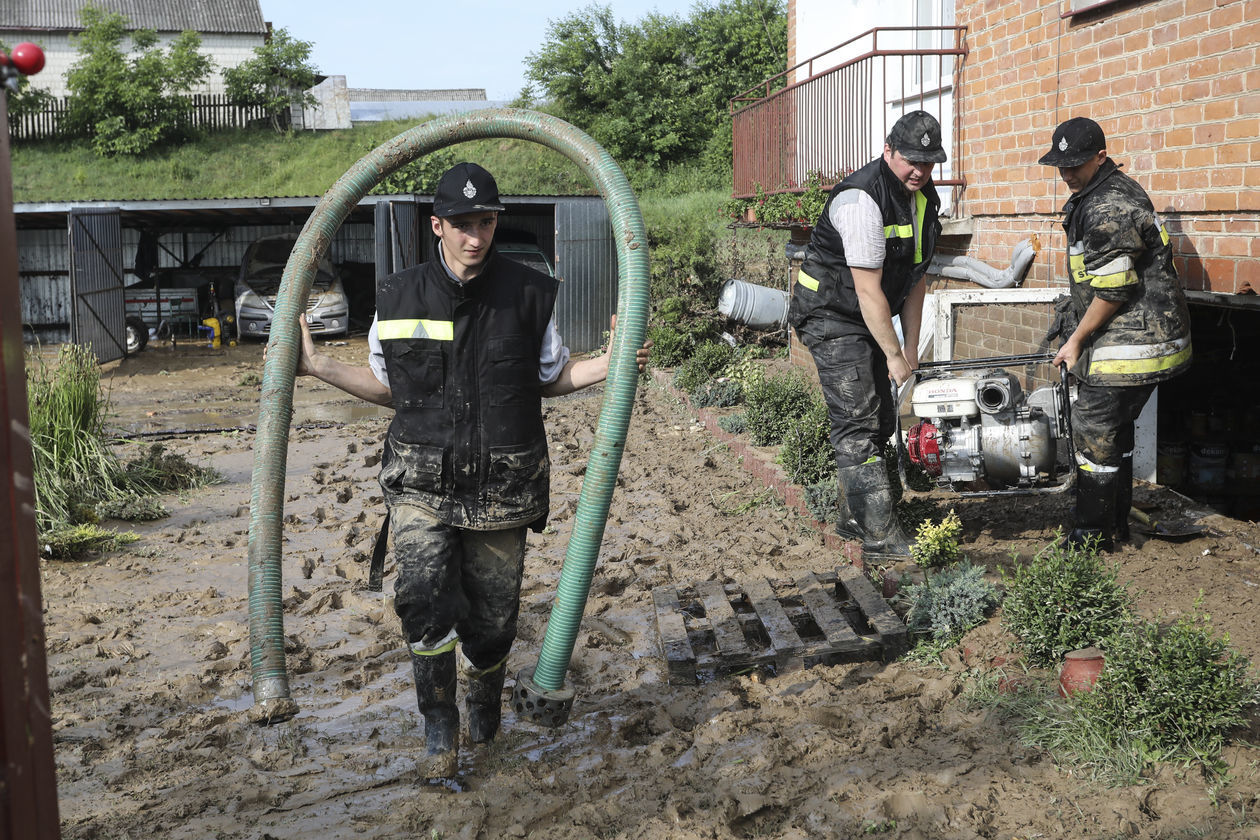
955;0;1260;295
786;0;797;71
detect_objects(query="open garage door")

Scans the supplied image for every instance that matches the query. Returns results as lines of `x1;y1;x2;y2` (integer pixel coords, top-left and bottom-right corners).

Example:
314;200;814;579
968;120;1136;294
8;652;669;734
68;207;126;363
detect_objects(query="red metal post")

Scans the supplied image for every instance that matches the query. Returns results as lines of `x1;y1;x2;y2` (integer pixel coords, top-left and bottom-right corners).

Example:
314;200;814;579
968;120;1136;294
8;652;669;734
0;53;62;840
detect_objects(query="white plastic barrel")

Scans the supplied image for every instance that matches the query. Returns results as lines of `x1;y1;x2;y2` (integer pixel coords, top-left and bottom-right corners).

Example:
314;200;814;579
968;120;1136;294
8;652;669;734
717;278;789;331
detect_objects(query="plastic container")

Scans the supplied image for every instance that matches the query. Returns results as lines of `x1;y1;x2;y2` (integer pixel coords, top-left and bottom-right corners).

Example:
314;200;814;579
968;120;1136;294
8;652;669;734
1058;647;1105;698
717;278;789;331
1188;442;1229;494
1156;440;1188;488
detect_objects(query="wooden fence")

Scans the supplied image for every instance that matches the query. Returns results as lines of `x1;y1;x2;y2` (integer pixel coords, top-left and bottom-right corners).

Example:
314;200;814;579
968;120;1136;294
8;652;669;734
10;93;271;141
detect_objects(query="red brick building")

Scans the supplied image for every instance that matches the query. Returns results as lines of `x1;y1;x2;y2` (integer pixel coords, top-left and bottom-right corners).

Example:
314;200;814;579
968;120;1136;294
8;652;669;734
735;0;1260;514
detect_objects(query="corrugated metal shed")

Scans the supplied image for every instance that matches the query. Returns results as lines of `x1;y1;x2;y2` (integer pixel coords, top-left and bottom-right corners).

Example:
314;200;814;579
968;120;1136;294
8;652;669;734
0;0;267;33
15;192;618;353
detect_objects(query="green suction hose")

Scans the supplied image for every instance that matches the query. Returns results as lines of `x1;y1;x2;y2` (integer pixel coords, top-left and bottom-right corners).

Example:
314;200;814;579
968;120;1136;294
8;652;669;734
247;108;648;724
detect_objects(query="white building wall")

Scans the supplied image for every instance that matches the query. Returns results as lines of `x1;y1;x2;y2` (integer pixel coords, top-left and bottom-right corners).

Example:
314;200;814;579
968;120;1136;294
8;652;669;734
791;0;957;211
0;30;265;98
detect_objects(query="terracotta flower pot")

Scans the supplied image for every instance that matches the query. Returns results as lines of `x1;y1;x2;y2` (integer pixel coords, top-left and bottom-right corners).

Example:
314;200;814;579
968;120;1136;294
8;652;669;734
1058;647;1105;698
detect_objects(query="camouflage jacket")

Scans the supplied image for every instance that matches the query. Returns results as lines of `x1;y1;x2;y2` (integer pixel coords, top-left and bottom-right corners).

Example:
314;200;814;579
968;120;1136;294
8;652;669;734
1060;159;1191;386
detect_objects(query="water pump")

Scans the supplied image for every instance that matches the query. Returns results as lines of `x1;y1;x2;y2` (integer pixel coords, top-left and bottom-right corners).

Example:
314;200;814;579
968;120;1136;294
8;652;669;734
899;354;1074;495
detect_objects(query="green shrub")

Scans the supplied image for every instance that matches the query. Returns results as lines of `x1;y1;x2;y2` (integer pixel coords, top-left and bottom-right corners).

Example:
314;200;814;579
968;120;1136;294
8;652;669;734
719;350;766;399
903;562;1000;641
778;393;833;486
673;339;735;392
1001;538;1134;668
744;369;817;446
691;379;743;408
909;509;962;569
1078;612;1260;757
803;477;838;524
718;413;748;435
647;323;694;368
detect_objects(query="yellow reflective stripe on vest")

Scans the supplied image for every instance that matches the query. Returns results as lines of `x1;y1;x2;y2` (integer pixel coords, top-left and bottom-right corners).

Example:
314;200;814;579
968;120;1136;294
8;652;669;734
914;190;927;264
884;223;913;240
1069;247;1136;289
1088;337;1192;377
377;318;454;341
1157;219;1170;246
797;269;820;292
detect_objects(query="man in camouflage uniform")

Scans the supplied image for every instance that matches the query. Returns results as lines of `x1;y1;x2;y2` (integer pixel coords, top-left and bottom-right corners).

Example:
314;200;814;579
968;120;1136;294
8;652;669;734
788;111;945;560
1040;117;1192;551
293;162;648;778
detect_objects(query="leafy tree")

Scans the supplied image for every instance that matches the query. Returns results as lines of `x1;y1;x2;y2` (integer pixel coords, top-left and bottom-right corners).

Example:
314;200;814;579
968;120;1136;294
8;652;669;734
223;28;319;132
523;1;785;173
0;40;55;125
63;4;211;156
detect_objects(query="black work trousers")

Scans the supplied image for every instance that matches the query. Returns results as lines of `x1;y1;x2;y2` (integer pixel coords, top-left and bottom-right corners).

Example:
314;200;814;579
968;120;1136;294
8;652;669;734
807;333;895;469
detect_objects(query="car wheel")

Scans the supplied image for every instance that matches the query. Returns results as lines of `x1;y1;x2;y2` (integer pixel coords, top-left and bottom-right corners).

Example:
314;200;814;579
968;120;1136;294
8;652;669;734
125;316;149;354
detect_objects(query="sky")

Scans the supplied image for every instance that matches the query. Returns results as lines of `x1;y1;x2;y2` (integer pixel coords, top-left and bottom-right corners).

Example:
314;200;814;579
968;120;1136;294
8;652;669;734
256;1;702;103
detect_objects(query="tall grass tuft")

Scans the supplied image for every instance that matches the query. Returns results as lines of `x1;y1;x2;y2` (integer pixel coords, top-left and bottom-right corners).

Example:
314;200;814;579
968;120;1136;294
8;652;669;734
26;344;128;532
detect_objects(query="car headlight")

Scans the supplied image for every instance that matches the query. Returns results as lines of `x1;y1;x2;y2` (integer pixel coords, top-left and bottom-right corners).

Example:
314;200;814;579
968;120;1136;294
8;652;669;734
238;289;267;311
315;289;347;309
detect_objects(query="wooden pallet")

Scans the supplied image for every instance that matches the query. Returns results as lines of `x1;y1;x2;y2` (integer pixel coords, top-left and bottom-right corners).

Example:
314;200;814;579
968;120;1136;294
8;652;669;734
652;566;908;685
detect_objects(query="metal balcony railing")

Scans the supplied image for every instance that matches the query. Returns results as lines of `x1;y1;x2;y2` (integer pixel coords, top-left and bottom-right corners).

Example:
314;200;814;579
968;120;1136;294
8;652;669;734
730;26;967;209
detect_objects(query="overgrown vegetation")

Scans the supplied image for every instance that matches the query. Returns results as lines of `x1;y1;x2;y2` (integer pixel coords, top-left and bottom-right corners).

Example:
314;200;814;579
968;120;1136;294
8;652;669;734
63;4;211;156
1074;610;1259;760
987;540;1260;784
1000;537;1134;668
521;0;787;177
722;170;831;226
27;345;219;557
223;27;319;132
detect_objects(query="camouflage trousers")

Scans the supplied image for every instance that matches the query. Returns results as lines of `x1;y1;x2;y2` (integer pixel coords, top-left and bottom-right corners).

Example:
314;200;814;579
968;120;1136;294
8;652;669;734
390;499;528;671
1071;380;1156;468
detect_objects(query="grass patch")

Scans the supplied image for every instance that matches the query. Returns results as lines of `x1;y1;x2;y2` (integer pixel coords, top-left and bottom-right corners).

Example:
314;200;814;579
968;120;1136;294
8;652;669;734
39;523;140;560
26;344;219;558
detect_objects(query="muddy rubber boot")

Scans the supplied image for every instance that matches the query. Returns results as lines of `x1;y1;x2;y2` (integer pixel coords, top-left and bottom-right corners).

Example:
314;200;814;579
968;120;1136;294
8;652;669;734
833;476;861;542
410;647;458;778
837;459;912;561
465;659;507;745
1068;467;1117;553
1114;454;1133;544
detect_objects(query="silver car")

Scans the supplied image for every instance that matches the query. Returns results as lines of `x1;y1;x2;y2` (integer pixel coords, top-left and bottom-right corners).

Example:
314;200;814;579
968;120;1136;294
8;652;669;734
235;233;349;339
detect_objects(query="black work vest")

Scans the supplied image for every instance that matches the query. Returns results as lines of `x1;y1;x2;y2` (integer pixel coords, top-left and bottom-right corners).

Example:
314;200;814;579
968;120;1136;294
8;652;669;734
376;252;559;530
788;156;941;342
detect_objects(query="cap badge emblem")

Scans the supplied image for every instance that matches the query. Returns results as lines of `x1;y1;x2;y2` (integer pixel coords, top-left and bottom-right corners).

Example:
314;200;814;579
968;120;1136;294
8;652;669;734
1059;137;1069;152
921;132;931;147
463;180;477;199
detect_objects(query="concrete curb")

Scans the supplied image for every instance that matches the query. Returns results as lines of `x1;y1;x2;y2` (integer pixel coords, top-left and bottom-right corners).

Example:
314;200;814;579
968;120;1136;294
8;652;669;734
649;368;864;567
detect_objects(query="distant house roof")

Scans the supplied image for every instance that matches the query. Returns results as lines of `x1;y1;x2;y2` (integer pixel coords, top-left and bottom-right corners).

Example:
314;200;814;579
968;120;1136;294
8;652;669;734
0;0;267;34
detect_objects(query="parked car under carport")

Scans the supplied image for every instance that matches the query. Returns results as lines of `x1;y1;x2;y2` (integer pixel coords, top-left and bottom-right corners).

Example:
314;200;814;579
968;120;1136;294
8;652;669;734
235;233;349;339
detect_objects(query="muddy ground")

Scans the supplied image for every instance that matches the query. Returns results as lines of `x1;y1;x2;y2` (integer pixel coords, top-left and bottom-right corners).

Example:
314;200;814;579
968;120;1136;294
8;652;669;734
40;335;1260;840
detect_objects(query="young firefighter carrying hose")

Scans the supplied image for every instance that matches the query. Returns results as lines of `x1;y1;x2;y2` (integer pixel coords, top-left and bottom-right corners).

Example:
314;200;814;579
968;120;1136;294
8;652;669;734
291;162;650;778
1039;117;1192;551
